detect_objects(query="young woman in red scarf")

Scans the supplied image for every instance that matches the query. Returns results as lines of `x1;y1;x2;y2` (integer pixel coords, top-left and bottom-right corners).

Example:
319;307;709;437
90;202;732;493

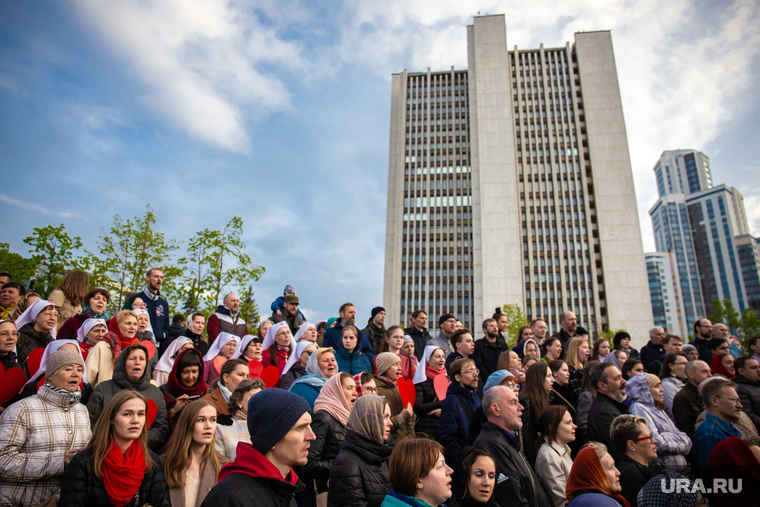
710;352;736;380
412;345;448;440
159;348;207;429
566;443;629;507
85;310;139;387
59;390;170;507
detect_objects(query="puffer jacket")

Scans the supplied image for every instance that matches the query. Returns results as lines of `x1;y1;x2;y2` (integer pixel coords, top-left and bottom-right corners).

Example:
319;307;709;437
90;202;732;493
58;447;170;507
439;382;481;468
335;349;373;376
280;363;307;391
413;376;444;440
86;349;169;451
626;373;691;471
303;411;347;493
327;430;392;507
734;374;760;430
0;385;92;507
16;323;53;375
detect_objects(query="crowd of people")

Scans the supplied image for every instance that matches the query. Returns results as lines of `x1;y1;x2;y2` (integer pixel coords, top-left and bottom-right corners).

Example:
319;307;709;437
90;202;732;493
1;268;759;507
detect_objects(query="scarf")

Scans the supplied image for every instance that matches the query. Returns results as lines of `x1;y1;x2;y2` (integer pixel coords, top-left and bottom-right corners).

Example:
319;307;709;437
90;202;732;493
289;349;330;389
347;394;387;444
106;316;138;368
566;446;630;507
313;374;352;426
42;381;82;404
376;374;397;388
102;440;146;507
413;345;442;384
166;349;207;397
710;354;735;379
425;366;447;382
142;287;160;301
81;305;109;321
219;382;232;403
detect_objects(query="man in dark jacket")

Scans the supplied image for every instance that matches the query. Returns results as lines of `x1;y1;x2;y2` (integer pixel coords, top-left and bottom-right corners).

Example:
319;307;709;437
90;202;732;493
201;389;314;507
471;318;508;387
362;306;387;355
323;302;374;361
734;356;760;430
473;385;550;507
406;309;432;361
689;318;714;364
610;414;664;507
640;326;667;375
440;358;482;468
207;293;249;344
273;294;306;335
142;268;170;349
587;362;629;461
166;314;186;343
549;311;578;358
672;360;712;440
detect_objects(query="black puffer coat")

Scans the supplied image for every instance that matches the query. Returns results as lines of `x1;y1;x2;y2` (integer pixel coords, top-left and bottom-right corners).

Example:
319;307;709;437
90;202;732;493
58;447;170;507
280;363;307;391
202;472;303;507
303;410;347;492
327;430;392;507
414;376;443;440
86;348;170;451
734;374;760;430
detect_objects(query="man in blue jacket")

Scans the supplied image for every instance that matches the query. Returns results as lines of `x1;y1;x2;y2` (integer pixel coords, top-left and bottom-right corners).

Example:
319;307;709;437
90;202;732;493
142;268;170;355
439;357;481;469
693;377;743;480
322;302;374;361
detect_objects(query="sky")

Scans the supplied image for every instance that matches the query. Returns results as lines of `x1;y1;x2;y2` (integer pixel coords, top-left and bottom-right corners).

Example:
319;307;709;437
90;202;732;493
1;0;759;325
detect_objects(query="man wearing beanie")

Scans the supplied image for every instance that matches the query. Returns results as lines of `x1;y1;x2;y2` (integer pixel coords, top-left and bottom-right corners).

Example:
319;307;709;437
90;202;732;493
363;306;386;355
201;389;315;507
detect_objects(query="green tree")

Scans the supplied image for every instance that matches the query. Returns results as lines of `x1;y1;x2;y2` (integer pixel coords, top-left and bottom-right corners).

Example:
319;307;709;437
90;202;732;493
0;243;38;283
738;308;760;352
600;327;626;342
179;217;265;314
23;224;84;297
501;303;528;348
708;299;741;332
88;205;181;310
239;285;261;327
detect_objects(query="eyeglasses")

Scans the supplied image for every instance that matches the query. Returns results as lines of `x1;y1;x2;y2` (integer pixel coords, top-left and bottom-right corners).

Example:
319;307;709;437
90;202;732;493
464;368;479;375
0;331;19;339
364;387;377;394
717;396;741;404
633;433;656;443
134;303;147;307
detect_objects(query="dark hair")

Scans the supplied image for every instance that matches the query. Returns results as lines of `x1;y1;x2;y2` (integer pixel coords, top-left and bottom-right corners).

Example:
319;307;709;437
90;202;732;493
172;314;185;324
191;312;205;322
459;447;496;500
701;377;735;406
383;325;403;352
492;307;505;321
621;358;642;380
518;325;532;341
359;371;374;385
84;287;111;306
588;362;614;393
749;336;760;350
2;281;26;296
481;318;496;331
450;357;476;383
450;328;472;349
317;321;327;332
339;302;355;315
227;378;265;415
529;318;545;327
176;349;203;373
548;359;566;375
0;272;12;281
389;438;445;497
519;362;551;420
591;339;609;361
664;334;682;346
694;318;707;336
610;414;648;454
537;405;569;450
707;337;728;352
659;352;688;379
735;356;757;373
341;325;360;352
411;309;427;320
542;337;560;355
213;358;248;389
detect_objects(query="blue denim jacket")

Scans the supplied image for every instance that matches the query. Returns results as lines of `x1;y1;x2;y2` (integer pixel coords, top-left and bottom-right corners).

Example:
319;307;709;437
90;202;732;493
693;412;741;480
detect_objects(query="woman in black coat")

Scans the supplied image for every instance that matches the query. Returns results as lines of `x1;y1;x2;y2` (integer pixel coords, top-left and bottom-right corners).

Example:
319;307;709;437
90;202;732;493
328;394;394;507
59;390;170;507
413;345;448;440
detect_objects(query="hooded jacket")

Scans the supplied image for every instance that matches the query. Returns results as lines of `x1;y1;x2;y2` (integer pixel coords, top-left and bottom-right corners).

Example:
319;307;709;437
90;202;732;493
626;374;691;471
327;430;392;507
200;442;304;507
661;376;684;419
86;348;169;451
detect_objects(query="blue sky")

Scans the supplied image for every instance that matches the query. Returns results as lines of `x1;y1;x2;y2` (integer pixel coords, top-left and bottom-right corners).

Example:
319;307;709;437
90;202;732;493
1;0;759;325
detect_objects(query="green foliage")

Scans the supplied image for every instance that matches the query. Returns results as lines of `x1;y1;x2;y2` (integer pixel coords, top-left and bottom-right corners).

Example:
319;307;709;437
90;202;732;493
0;243;38;283
239;285;261;327
600;327;626;342
501;303;528;348
708;299;741;331
88;205;180;311
178;217;265;315
739;308;760;349
23;224;85;297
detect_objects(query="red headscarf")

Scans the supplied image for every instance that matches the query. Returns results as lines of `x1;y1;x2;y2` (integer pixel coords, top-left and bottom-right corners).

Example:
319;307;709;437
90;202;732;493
166;348;206;397
710;353;735;379
566;446;630;507
105;316;139;367
101;440;146;507
708;436;760;506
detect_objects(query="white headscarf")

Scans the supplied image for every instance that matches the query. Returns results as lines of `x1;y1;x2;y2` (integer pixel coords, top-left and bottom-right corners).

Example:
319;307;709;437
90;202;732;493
294;322;317;342
22;339;88;390
203;332;239;361
15;299;58;339
282;340;316;377
132;308;156;343
155;337;193;374
262;322;295;350
232;335;259;359
76;318;107;344
413;344;443;384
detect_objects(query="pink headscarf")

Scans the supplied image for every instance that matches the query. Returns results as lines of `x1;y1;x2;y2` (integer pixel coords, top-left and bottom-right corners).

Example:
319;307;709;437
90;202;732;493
313;373;352;426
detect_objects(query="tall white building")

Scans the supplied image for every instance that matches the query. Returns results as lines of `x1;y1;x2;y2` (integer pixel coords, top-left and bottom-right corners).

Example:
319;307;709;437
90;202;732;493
383;15;653;343
646;252;689;337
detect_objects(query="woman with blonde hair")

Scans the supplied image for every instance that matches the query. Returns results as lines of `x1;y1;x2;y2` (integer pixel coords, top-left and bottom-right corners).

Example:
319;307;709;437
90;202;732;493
59;390;170;506
162;399;227;507
85;310;139;387
49;269;89;331
565;337;590;400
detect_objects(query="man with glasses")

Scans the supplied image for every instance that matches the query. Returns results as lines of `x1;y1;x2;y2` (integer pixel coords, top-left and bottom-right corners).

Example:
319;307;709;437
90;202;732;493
587;362;629;461
693;377;742;480
439;358;481;469
734;356;760;430
689;318;714;364
610;415;663;507
672;360;712;440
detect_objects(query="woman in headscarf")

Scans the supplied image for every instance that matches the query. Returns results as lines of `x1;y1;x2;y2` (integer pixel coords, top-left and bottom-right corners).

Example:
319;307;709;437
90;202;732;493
57;288;111;341
202;332;239;386
289;347;338;411
710;352;735;380
335;324;372;375
280;341;317;391
374;351;415;443
327;394;394;507
511;325;536;359
294;322;319;343
260;322;296;387
566;443;628;507
15;299;58;372
48;270;89;331
707;436;760;507
160;348;207;427
304;373;358;503
85;310;139;387
75;318;107;357
231;334;262;363
412;344;447;440
0;319;22;375
153;336;193;386
18;339;90;402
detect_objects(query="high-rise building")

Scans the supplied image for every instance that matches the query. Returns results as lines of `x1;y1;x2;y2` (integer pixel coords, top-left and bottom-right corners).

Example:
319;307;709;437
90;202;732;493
383;15;653;342
646;252;688;337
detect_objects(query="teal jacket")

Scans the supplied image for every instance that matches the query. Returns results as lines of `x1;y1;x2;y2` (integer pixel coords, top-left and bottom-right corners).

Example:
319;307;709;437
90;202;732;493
380;490;439;507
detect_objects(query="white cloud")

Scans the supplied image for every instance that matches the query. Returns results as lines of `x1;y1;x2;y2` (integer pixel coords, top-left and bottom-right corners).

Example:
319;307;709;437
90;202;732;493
0;193;88;221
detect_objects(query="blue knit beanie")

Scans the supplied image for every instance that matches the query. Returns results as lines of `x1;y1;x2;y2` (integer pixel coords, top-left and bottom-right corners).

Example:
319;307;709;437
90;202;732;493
247;389;311;454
